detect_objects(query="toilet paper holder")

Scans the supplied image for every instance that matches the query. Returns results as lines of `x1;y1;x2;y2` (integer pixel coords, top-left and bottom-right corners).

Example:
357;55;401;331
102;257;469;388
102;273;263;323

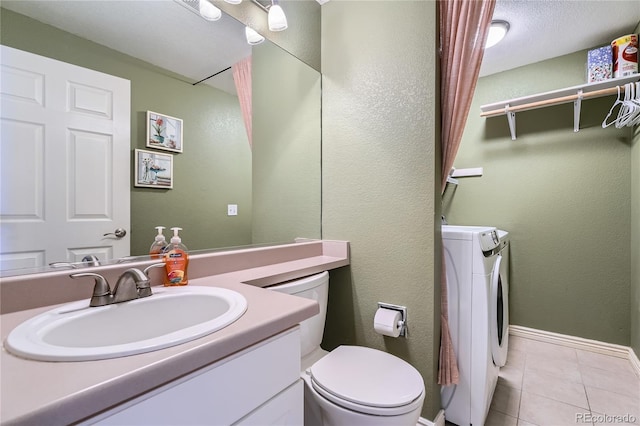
377;302;408;337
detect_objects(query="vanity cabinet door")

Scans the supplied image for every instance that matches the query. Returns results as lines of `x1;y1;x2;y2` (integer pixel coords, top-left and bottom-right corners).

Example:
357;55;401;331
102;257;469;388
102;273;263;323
234;380;303;426
87;327;301;425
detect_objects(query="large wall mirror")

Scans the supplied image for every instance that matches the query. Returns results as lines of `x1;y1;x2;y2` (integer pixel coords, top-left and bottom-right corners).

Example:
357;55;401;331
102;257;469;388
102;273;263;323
0;0;321;276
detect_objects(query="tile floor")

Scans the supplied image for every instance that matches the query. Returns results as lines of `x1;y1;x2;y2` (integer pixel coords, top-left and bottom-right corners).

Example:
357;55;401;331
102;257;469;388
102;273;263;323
485;335;640;426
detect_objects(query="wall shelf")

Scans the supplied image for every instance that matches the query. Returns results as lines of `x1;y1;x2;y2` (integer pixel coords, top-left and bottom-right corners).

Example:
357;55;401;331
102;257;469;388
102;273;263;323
480;74;640;140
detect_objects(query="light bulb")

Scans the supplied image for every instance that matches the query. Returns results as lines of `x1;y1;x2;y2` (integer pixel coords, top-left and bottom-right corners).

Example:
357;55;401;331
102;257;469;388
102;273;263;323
245;26;265;45
485;21;509;49
268;3;288;31
199;0;222;21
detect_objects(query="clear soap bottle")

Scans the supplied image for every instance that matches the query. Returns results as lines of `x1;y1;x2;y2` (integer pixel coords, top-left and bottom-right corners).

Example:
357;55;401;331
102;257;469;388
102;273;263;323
163;227;189;286
149;226;168;259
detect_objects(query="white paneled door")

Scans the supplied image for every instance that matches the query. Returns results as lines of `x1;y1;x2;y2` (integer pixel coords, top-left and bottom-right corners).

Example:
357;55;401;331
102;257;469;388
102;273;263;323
0;45;131;271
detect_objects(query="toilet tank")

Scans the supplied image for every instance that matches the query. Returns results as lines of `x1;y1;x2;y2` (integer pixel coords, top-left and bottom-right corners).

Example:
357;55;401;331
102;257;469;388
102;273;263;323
268;271;329;359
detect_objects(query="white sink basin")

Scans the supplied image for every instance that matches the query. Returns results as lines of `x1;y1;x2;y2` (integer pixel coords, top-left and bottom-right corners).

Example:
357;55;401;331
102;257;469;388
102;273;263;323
4;286;247;362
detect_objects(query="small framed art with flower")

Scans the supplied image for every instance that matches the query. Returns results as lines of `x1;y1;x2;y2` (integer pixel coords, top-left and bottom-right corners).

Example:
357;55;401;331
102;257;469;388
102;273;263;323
134;149;173;189
146;111;183;153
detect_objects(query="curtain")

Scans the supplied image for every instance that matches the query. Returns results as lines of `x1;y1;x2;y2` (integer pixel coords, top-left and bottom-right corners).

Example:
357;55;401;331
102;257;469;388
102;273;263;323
438;0;495;386
232;56;253;150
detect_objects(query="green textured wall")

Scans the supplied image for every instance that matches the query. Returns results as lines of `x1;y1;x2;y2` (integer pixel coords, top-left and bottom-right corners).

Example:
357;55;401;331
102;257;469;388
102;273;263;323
446;50;632;345
1;8;253;256
321;1;441;419
631;23;640;361
252;42;321;243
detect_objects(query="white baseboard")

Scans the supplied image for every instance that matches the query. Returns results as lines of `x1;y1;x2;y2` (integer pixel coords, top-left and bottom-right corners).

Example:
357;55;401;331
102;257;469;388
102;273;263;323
510;325;640;377
417;409;445;426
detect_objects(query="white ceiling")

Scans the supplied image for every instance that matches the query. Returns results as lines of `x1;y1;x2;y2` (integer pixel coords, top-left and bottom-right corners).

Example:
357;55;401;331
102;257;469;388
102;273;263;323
1;0;250;95
3;0;639;90
481;0;640;77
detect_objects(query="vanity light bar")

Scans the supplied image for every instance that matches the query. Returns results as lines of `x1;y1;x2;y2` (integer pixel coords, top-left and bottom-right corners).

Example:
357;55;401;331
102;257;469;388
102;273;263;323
180;0;286;35
251;0;271;12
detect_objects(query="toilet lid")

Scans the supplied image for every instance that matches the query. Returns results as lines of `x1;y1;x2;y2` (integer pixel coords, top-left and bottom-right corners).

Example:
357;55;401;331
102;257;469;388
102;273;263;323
309;346;424;410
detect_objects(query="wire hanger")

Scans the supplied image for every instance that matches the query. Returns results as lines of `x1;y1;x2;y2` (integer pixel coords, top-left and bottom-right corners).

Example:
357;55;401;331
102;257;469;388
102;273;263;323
602;85;623;128
615;83;636;128
627;81;640;126
616;82;640;127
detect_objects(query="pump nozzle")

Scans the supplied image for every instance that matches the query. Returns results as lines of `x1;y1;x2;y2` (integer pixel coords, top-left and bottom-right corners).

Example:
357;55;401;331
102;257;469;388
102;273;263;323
170;227;183;244
154;226;166;242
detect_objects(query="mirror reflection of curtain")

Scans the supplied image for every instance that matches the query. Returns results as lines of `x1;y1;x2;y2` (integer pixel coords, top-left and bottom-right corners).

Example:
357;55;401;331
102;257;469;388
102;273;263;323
439;0;495;386
233;56;253;149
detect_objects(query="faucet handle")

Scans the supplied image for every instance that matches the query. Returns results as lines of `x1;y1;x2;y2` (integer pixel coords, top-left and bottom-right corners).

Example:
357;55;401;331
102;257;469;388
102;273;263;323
138;263;164;298
70;272;112;307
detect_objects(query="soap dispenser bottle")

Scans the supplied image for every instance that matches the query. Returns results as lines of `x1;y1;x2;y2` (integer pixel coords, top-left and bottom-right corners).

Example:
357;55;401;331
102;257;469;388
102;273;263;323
149;226;168;259
163;227;189;286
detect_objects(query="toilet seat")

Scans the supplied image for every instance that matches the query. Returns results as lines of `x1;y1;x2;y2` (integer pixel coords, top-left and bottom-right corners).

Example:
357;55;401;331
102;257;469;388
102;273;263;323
308;346;425;416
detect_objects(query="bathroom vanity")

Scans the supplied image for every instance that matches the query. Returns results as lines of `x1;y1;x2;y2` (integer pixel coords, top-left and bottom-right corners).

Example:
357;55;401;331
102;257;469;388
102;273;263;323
0;240;349;425
87;328;303;425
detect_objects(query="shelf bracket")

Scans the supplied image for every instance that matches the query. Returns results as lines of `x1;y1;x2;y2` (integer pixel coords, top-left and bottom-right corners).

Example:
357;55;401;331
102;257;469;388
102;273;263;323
573;89;583;133
505;104;516;140
446;176;459;185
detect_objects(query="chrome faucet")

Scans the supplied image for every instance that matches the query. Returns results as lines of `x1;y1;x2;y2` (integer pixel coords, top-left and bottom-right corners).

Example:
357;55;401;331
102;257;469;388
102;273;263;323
111;268;152;303
70;264;163;307
69;272;112;306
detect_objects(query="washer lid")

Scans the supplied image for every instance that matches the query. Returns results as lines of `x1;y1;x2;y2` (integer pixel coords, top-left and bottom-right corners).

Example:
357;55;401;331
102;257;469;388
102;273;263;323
309;346;424;408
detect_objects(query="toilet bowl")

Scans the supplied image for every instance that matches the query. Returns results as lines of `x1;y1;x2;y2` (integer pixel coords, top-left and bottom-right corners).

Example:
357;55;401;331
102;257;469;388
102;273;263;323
269;271;425;426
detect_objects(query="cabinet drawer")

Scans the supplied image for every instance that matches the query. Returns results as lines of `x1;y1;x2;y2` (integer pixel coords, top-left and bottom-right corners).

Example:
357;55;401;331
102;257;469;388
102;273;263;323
234;380;303;426
90;327;301;425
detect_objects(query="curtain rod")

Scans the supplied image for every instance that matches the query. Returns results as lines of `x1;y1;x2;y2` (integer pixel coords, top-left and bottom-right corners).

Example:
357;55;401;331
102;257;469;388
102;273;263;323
192;66;232;86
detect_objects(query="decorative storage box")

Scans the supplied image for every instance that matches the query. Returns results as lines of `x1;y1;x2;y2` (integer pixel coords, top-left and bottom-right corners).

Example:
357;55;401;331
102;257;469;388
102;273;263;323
587;45;613;83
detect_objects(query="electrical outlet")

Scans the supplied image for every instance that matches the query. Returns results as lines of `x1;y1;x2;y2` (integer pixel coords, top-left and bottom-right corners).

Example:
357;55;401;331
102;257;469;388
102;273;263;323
227;204;238;216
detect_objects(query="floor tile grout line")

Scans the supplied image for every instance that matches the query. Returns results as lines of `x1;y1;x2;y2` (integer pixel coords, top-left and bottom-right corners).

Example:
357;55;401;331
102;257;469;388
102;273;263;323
577;355;595;426
515;351;525;424
506;337;638;426
520;342;586;424
576;352;639;377
577;352;640;400
511;336;640;426
572;346;594;419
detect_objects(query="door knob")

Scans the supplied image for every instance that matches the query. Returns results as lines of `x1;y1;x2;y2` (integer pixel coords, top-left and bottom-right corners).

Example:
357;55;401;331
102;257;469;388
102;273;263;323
103;228;127;238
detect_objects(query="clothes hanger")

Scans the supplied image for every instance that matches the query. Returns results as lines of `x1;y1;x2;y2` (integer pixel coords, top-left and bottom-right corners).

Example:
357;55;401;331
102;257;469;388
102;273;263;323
624;82;640;127
629;81;640;126
602;85;624;128
615;83;635;128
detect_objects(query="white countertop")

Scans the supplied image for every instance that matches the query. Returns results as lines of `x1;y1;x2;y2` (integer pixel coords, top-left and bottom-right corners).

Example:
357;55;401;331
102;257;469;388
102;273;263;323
0;240;349;425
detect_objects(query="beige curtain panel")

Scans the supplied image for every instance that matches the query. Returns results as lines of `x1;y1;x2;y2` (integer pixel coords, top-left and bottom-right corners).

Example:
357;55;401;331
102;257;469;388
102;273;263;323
438;0;495;386
232;56;253;150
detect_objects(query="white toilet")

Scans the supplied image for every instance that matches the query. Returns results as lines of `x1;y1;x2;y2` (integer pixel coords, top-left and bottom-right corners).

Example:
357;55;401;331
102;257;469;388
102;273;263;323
269;271;425;426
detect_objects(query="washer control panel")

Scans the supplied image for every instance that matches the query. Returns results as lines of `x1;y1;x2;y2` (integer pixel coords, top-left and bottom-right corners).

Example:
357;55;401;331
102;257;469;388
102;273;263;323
478;230;500;254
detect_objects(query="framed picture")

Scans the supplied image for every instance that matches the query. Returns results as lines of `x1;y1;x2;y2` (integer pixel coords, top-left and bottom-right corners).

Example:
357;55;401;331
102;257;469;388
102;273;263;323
146;111;183;153
134;149;173;189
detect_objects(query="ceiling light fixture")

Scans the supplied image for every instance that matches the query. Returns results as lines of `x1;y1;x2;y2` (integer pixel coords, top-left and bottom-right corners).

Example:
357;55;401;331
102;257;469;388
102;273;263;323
485;20;509;48
199;0;222;21
268;0;288;32
224;0;243;4
245;26;265;45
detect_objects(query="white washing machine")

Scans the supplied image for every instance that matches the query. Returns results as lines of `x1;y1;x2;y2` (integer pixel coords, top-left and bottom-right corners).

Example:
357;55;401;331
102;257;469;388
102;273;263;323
440;225;510;426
